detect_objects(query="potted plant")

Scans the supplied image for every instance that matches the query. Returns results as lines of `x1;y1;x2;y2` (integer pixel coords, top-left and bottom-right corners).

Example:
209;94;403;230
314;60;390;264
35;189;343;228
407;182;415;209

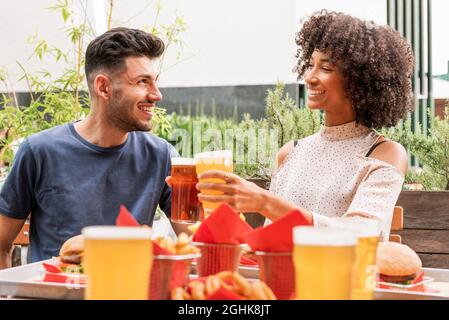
382;105;449;268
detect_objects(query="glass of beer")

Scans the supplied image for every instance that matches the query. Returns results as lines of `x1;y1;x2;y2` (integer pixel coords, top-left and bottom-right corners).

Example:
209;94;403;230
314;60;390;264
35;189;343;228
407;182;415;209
194;150;233;217
82;226;153;300
327;217;381;300
170;157;202;223
293;226;357;300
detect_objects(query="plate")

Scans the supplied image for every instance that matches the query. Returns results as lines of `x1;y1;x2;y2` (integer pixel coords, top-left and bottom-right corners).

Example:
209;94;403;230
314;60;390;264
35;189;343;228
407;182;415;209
378;276;434;290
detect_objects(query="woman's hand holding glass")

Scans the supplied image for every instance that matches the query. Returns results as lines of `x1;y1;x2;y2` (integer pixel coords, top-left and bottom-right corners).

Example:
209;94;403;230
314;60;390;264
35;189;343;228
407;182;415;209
195;170;267;214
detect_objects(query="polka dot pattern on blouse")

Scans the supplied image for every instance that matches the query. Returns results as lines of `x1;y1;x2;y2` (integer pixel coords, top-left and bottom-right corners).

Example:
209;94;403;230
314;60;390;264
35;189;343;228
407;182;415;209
269;121;405;241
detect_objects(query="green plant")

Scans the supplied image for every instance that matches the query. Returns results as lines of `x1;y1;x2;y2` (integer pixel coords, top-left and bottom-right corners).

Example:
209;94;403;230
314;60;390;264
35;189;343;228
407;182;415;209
153;83;322;181
383;106;449;190
266;83;321;148
0;0;185;167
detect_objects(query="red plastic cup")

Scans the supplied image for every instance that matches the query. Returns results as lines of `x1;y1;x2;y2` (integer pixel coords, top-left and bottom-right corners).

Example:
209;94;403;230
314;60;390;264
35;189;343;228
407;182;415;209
193;242;243;277
149;253;200;300
255;251;295;300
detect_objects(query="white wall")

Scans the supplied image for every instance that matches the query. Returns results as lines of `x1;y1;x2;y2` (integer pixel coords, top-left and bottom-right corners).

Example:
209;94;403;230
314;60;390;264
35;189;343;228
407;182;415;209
296;0;449;75
0;0;71;92
1;0;447;93
296;0;387;25
432;0;449;75
0;0;297;91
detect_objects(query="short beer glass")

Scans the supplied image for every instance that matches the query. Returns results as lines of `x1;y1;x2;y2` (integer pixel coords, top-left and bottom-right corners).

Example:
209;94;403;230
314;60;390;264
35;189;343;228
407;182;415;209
82;226;153;300
293;226;357;300
170;157;201;223
194;150;233;217
327;217;381;300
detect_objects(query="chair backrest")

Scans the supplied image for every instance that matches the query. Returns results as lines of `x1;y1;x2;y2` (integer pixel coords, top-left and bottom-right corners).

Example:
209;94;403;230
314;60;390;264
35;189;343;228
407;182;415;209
389;206;403;243
13;220;30;246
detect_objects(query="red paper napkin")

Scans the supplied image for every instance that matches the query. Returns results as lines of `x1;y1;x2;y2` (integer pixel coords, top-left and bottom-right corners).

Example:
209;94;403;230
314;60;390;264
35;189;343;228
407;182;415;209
243;209;311;252
41;261;87;285
192;204;254;244
240;254;259;267
116;205;140;226
115;205;172;255
153;242;173;255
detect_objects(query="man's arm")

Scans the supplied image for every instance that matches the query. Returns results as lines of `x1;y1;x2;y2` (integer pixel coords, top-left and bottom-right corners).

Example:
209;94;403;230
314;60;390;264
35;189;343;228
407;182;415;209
0;214;26;269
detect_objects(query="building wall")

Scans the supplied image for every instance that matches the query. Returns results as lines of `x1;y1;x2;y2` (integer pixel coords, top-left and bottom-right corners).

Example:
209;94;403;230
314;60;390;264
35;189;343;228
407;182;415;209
0;0;297;91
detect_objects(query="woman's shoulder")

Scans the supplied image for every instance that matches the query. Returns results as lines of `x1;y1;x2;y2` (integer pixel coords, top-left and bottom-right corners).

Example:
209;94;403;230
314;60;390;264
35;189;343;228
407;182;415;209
367;138;408;175
276;141;295;168
276;133;319;168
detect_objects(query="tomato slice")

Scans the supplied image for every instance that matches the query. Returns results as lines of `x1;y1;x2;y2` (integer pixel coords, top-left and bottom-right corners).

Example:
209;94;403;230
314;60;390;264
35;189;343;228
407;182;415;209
411;271;425;284
42;262;62;273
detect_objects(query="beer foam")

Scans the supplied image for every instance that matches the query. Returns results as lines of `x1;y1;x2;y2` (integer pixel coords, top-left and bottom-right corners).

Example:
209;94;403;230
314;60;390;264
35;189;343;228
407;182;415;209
194;150;233;160
326;217;381;238
171;157;196;166
82;226;152;240
293;226;357;246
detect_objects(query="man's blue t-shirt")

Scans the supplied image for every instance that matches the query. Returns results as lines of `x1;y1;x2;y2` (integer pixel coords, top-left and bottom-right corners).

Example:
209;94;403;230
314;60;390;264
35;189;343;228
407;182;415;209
0;123;175;262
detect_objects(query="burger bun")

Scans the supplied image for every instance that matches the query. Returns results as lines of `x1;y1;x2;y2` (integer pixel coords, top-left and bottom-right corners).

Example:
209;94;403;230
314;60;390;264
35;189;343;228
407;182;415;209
376;242;422;277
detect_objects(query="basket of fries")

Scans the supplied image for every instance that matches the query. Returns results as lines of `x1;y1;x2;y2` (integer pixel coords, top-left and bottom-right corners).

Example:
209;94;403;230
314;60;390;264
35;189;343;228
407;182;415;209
171;271;277;300
193;242;244;277
254;251;295;300
150;233;200;300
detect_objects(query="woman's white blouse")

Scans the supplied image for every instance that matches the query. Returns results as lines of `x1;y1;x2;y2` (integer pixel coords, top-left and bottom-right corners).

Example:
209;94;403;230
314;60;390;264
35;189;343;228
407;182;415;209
269;121;405;240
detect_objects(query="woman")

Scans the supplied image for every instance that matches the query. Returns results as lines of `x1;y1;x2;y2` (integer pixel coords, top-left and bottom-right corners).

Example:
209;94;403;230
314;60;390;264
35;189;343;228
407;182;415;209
195;11;414;240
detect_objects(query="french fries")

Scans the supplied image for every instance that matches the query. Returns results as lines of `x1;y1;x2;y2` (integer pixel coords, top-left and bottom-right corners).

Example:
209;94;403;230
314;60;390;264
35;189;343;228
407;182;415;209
170;271;277;300
153;232;199;255
187;221;201;234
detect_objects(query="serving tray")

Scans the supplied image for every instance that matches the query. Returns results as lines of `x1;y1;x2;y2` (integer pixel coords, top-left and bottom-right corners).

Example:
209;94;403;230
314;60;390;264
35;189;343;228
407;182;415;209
1;260;448;300
0;259;84;299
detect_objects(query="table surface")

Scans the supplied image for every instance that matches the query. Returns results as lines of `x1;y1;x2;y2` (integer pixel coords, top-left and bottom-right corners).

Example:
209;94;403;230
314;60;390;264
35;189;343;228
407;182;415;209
1;262;449;300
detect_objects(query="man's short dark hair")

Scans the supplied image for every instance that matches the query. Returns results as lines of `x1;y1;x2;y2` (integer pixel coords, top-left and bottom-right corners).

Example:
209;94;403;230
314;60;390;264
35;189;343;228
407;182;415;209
85;27;165;89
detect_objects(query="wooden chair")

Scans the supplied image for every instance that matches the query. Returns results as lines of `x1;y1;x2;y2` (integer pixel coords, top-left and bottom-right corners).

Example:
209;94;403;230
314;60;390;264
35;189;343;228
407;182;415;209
389;206;403;243
11;220;30;266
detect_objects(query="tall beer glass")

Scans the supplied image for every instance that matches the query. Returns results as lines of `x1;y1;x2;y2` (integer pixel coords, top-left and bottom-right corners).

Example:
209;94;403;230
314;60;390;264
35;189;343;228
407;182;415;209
327;217;381;300
293;226;356;300
82;226;153;300
171;157;201;223
194;150;233;217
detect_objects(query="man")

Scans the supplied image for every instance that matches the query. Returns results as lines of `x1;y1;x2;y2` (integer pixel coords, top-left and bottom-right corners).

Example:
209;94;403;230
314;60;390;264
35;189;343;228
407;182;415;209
0;27;176;268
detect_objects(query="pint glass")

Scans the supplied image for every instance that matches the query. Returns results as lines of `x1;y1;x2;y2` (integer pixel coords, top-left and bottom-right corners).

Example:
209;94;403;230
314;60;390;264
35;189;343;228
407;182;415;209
194;150;233;217
327;217;381;300
170;157;201;223
293;226;357;300
82;226;153;300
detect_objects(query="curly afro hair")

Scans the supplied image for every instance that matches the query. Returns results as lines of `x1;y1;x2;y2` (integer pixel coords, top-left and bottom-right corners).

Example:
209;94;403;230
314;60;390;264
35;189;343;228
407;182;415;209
295;10;415;129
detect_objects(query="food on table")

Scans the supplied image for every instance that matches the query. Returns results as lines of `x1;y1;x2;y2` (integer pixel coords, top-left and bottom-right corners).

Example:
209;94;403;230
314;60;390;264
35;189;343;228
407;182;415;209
40;234;86;285
153;232;200;255
376;242;423;284
55;234;85;274
187;221;202;234
170;271;276;300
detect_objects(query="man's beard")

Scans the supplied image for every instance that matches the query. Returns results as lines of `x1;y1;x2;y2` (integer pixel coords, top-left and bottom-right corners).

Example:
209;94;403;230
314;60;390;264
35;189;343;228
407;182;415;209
107;89;152;132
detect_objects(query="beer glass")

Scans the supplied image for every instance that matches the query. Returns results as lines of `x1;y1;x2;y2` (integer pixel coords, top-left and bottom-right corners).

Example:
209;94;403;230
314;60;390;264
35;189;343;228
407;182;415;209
170;157;201;223
82;226;153;300
327;217;381;300
293;226;357;300
194;150;233;217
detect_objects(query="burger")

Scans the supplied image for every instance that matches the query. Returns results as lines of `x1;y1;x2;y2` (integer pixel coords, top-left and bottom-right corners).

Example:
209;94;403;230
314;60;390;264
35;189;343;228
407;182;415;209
57;234;85;274
376;242;422;284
